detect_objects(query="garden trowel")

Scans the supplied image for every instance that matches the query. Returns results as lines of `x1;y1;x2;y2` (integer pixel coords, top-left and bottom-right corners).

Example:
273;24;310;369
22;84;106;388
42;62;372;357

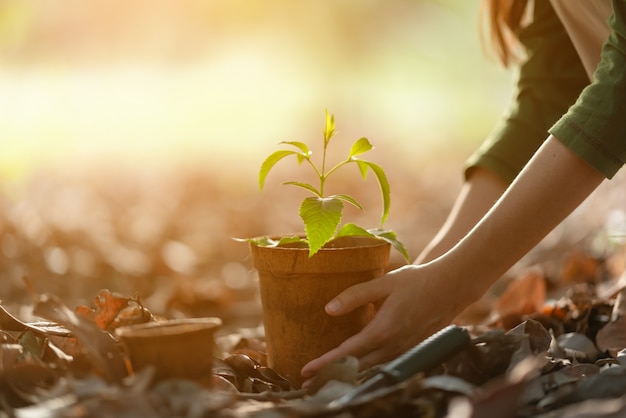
332;324;471;407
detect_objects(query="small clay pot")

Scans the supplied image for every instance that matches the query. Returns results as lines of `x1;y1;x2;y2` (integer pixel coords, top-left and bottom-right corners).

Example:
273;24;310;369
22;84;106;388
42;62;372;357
116;317;222;382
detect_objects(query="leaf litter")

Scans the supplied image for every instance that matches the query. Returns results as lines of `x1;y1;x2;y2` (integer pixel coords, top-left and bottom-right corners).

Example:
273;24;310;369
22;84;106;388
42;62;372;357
2;164;626;417
1;253;626;417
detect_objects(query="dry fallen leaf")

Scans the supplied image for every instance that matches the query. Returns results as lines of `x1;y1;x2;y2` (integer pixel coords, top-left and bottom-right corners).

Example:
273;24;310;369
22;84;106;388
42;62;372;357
304;356;359;395
32;293;128;383
75;289;152;331
597;287;626;355
0;164;625;417
491;269;546;328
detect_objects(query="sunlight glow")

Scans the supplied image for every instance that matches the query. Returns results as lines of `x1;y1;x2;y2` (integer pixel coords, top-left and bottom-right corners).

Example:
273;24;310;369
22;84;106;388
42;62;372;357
0;0;511;179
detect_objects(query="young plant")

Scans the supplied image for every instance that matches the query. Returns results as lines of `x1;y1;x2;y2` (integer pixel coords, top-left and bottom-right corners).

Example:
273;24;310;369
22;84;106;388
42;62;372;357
252;110;408;261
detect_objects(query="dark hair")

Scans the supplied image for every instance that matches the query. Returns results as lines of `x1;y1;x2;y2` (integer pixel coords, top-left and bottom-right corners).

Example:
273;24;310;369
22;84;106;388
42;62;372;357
480;0;529;67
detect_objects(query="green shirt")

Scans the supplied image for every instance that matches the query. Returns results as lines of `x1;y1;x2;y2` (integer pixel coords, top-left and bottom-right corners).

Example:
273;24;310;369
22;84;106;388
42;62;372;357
465;0;625;183
550;0;626;179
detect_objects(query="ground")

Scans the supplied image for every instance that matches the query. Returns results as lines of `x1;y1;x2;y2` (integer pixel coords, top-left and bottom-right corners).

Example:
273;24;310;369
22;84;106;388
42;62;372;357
1;160;626;417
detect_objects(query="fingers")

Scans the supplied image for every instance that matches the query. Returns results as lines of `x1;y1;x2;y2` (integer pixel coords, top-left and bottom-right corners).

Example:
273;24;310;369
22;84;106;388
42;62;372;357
300;326;379;381
325;275;393;316
301;314;403;380
301;264;464;388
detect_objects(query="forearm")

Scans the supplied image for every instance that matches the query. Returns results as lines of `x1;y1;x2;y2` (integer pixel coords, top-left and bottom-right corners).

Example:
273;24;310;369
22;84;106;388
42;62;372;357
416;167;506;264
302;136;606;379
436;135;605;302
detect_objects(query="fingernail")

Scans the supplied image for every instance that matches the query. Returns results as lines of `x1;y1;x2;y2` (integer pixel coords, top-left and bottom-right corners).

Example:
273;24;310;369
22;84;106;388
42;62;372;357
326;299;341;314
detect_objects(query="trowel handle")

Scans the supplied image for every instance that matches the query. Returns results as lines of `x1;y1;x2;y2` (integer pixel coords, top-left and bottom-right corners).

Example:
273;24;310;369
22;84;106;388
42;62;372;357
382;325;471;383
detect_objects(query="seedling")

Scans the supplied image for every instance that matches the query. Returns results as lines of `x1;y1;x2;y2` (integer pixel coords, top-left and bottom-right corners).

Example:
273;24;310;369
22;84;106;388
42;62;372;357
248;110;408;261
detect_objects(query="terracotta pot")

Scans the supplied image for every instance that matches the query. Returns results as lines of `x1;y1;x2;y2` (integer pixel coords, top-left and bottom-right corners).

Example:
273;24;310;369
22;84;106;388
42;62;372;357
250;236;390;387
116;317;222;383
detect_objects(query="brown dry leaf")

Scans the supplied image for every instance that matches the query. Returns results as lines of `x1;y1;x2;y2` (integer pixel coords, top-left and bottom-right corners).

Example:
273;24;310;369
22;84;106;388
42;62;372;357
150;379;236;416
597;287;626;354
74;289;136;331
32;293;128;383
560;363;600;379
1;356;61;408
230;337;268;367
221;354;293;392
45;334;82;358
470;357;539;418
1;344;23;370
254;367;293;391
554;332;600;361
491;270;546;327
538;367;626;411
446;329;523;386
559;250;602;285
541;396;626;418
471;381;528;418
0;304;71;337
596;316;626;355
507;319;551;354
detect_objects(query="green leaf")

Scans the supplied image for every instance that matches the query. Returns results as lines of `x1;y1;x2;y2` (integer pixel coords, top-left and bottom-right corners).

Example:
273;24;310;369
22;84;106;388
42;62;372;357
232;236;277;246
356;160;368;179
334;194;364;211
280;141;310;155
323;109;336;144
280;141;311;164
259;150;301;190
355;161;391;226
335;223;372;238
233;235;306;247
348;137;373;158
368;228;410;263
335;225;410;263
300;196;343;257
283;181;322;197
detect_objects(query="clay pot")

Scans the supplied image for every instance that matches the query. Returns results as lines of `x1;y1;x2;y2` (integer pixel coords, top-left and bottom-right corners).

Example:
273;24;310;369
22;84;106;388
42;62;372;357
250;236;390;387
116;317;222;382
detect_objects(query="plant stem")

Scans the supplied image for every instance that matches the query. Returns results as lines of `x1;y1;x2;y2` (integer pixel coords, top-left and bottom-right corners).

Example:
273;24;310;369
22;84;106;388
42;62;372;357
305;158;323;185
320;136;329;197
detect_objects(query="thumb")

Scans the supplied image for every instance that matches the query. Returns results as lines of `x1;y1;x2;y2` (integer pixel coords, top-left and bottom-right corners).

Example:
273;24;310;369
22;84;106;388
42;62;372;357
325;276;392;316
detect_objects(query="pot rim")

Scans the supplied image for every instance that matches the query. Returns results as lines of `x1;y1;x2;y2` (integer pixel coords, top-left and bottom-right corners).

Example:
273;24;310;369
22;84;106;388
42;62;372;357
115;317;222;339
251;234;391;251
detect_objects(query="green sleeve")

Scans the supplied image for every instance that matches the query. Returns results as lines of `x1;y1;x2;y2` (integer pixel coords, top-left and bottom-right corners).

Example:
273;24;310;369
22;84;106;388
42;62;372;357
549;0;626;179
464;1;589;185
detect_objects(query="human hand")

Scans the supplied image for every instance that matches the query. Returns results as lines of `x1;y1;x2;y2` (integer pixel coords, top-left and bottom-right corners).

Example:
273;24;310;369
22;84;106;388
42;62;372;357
300;263;469;386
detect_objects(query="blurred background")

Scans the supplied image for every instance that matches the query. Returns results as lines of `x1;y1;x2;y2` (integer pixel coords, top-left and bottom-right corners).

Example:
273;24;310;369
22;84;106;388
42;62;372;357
1;0;623;325
0;0;510;175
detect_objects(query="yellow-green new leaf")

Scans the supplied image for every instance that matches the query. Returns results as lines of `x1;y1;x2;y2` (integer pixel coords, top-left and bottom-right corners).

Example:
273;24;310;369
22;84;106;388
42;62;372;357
335;194;364;211
259;150;300;190
284;181;321;197
234;235;305;248
323;110;336;144
335;223;371;238
280;141;310;155
335;225;410;263
280;141;311;164
368;228;410;263
356;161;391;226
348;137;373;158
